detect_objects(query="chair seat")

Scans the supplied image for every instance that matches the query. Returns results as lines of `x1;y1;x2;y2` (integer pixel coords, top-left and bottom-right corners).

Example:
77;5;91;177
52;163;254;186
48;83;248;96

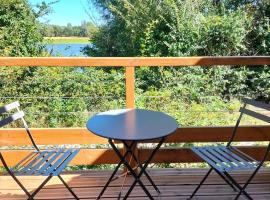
192;146;258;172
12;148;79;176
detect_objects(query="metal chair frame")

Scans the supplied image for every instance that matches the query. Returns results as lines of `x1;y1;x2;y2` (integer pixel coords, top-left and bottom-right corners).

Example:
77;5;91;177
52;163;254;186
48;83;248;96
0;101;79;200
189;98;270;200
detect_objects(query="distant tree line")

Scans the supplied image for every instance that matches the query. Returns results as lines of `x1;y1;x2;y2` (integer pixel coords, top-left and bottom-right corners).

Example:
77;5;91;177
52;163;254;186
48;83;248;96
41;21;97;37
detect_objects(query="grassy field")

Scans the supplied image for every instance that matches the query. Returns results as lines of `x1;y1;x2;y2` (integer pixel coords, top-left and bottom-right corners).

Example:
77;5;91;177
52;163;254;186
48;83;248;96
44;37;90;44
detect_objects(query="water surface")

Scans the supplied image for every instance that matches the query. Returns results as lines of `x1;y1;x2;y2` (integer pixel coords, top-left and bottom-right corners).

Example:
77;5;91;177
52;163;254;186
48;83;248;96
45;44;88;56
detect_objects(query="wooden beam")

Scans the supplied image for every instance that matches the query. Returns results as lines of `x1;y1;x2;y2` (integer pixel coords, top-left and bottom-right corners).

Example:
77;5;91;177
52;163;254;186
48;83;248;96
139;146;270;163
125;66;136;171
164;126;270;143
0;149;118;166
0;128;108;145
1;146;269;166
125;66;135;108
0;56;269;67
1;126;270;146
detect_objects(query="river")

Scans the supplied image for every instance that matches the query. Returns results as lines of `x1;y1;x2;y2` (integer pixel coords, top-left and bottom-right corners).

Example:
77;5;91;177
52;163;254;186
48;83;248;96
45;44;88;56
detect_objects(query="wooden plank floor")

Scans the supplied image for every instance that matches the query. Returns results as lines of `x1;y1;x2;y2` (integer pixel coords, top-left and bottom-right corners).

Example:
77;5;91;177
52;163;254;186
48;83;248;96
0;168;270;199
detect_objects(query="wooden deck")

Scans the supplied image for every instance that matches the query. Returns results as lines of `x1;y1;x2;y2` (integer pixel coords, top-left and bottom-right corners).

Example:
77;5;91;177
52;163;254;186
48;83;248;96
1;168;270;200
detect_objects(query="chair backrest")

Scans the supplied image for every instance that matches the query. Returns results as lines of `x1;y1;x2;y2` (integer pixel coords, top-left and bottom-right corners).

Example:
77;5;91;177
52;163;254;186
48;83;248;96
0;101;39;151
227;98;270;146
240;98;270;123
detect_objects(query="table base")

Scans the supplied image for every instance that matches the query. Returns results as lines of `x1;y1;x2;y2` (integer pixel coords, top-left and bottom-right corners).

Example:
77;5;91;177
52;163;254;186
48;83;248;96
97;137;165;200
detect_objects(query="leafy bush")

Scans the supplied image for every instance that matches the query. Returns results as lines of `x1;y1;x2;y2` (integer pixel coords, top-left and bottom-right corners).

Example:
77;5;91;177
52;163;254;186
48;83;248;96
85;0;270;101
0;0;44;56
0;67;125;127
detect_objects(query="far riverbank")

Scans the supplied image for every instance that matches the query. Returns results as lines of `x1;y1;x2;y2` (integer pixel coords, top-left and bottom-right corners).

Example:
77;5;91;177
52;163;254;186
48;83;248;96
44;37;90;44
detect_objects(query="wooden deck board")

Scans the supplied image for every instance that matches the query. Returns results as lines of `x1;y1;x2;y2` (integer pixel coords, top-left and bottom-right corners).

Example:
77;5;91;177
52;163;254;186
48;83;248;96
0;168;270;199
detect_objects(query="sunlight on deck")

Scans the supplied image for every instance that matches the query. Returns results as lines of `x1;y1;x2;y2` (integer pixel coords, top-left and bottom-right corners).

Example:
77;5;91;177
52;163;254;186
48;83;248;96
1;168;270;200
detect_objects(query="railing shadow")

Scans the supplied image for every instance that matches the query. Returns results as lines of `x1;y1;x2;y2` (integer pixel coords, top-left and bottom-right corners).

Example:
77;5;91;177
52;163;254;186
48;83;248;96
0;170;142;199
1;168;270;199
0;172;98;199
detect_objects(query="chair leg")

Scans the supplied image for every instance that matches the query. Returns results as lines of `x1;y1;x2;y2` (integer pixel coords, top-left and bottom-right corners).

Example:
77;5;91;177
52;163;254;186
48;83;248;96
9;172;32;199
189;168;213;199
58;175;79;200
233;165;263;200
214;170;237;192
223;172;253;200
28;175;52;200
1;154;31;199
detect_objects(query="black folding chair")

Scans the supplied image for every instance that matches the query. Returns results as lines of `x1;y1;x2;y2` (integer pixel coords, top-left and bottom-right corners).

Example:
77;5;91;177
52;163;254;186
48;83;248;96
0;101;80;200
189;98;270;200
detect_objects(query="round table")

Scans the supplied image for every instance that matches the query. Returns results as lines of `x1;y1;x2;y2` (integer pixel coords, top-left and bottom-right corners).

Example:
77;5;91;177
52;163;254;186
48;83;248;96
86;109;178;200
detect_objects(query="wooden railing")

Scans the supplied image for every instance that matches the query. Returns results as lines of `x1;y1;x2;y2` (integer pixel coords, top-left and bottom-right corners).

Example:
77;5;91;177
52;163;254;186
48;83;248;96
0;56;270;166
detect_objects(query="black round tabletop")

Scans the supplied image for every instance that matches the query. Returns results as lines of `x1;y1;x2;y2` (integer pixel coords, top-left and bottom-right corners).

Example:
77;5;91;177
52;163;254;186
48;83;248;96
86;109;179;141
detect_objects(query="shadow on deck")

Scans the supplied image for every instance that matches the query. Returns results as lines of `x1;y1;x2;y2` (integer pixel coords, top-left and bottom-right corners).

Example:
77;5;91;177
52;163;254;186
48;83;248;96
0;168;270;200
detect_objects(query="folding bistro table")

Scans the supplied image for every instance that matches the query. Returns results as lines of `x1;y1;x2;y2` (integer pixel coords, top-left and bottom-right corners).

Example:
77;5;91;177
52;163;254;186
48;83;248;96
86;109;178;199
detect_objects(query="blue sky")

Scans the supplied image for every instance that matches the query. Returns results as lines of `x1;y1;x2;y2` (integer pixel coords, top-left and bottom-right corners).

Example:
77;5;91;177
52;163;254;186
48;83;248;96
29;0;102;26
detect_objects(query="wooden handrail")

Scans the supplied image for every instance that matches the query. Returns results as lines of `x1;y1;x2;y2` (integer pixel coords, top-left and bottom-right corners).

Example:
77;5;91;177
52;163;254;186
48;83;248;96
0;56;270;66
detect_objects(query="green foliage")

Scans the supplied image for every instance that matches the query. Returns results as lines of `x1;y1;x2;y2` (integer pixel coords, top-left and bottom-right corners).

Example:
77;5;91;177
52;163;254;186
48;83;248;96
85;0;270;101
199;11;250;55
84;0;162;56
0;67;125;127
87;0;267;57
0;0;44;56
31;0;60;18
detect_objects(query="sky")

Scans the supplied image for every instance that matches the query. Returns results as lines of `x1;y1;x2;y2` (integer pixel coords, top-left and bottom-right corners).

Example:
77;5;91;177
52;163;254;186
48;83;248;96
29;0;102;26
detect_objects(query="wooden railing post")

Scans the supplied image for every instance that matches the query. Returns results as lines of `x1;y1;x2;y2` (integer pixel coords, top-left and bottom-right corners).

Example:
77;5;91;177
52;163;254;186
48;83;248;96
125;66;135;108
125;66;138;172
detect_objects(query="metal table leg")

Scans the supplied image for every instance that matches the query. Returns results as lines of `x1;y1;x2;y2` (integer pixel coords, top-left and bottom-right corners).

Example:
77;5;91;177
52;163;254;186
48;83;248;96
122;140;161;193
97;141;136;199
109;139;154;199
121;137;165;199
98;137;165;199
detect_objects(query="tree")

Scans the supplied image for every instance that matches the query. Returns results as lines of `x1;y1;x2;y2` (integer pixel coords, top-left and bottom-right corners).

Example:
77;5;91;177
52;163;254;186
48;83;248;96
84;0;162;56
85;0;256;57
0;0;44;56
84;0;270;100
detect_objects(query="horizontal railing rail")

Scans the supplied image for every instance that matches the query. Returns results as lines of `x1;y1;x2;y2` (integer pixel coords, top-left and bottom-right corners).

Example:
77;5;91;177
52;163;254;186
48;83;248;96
0;56;270;66
1;126;270;146
1;126;270;166
0;56;270;167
